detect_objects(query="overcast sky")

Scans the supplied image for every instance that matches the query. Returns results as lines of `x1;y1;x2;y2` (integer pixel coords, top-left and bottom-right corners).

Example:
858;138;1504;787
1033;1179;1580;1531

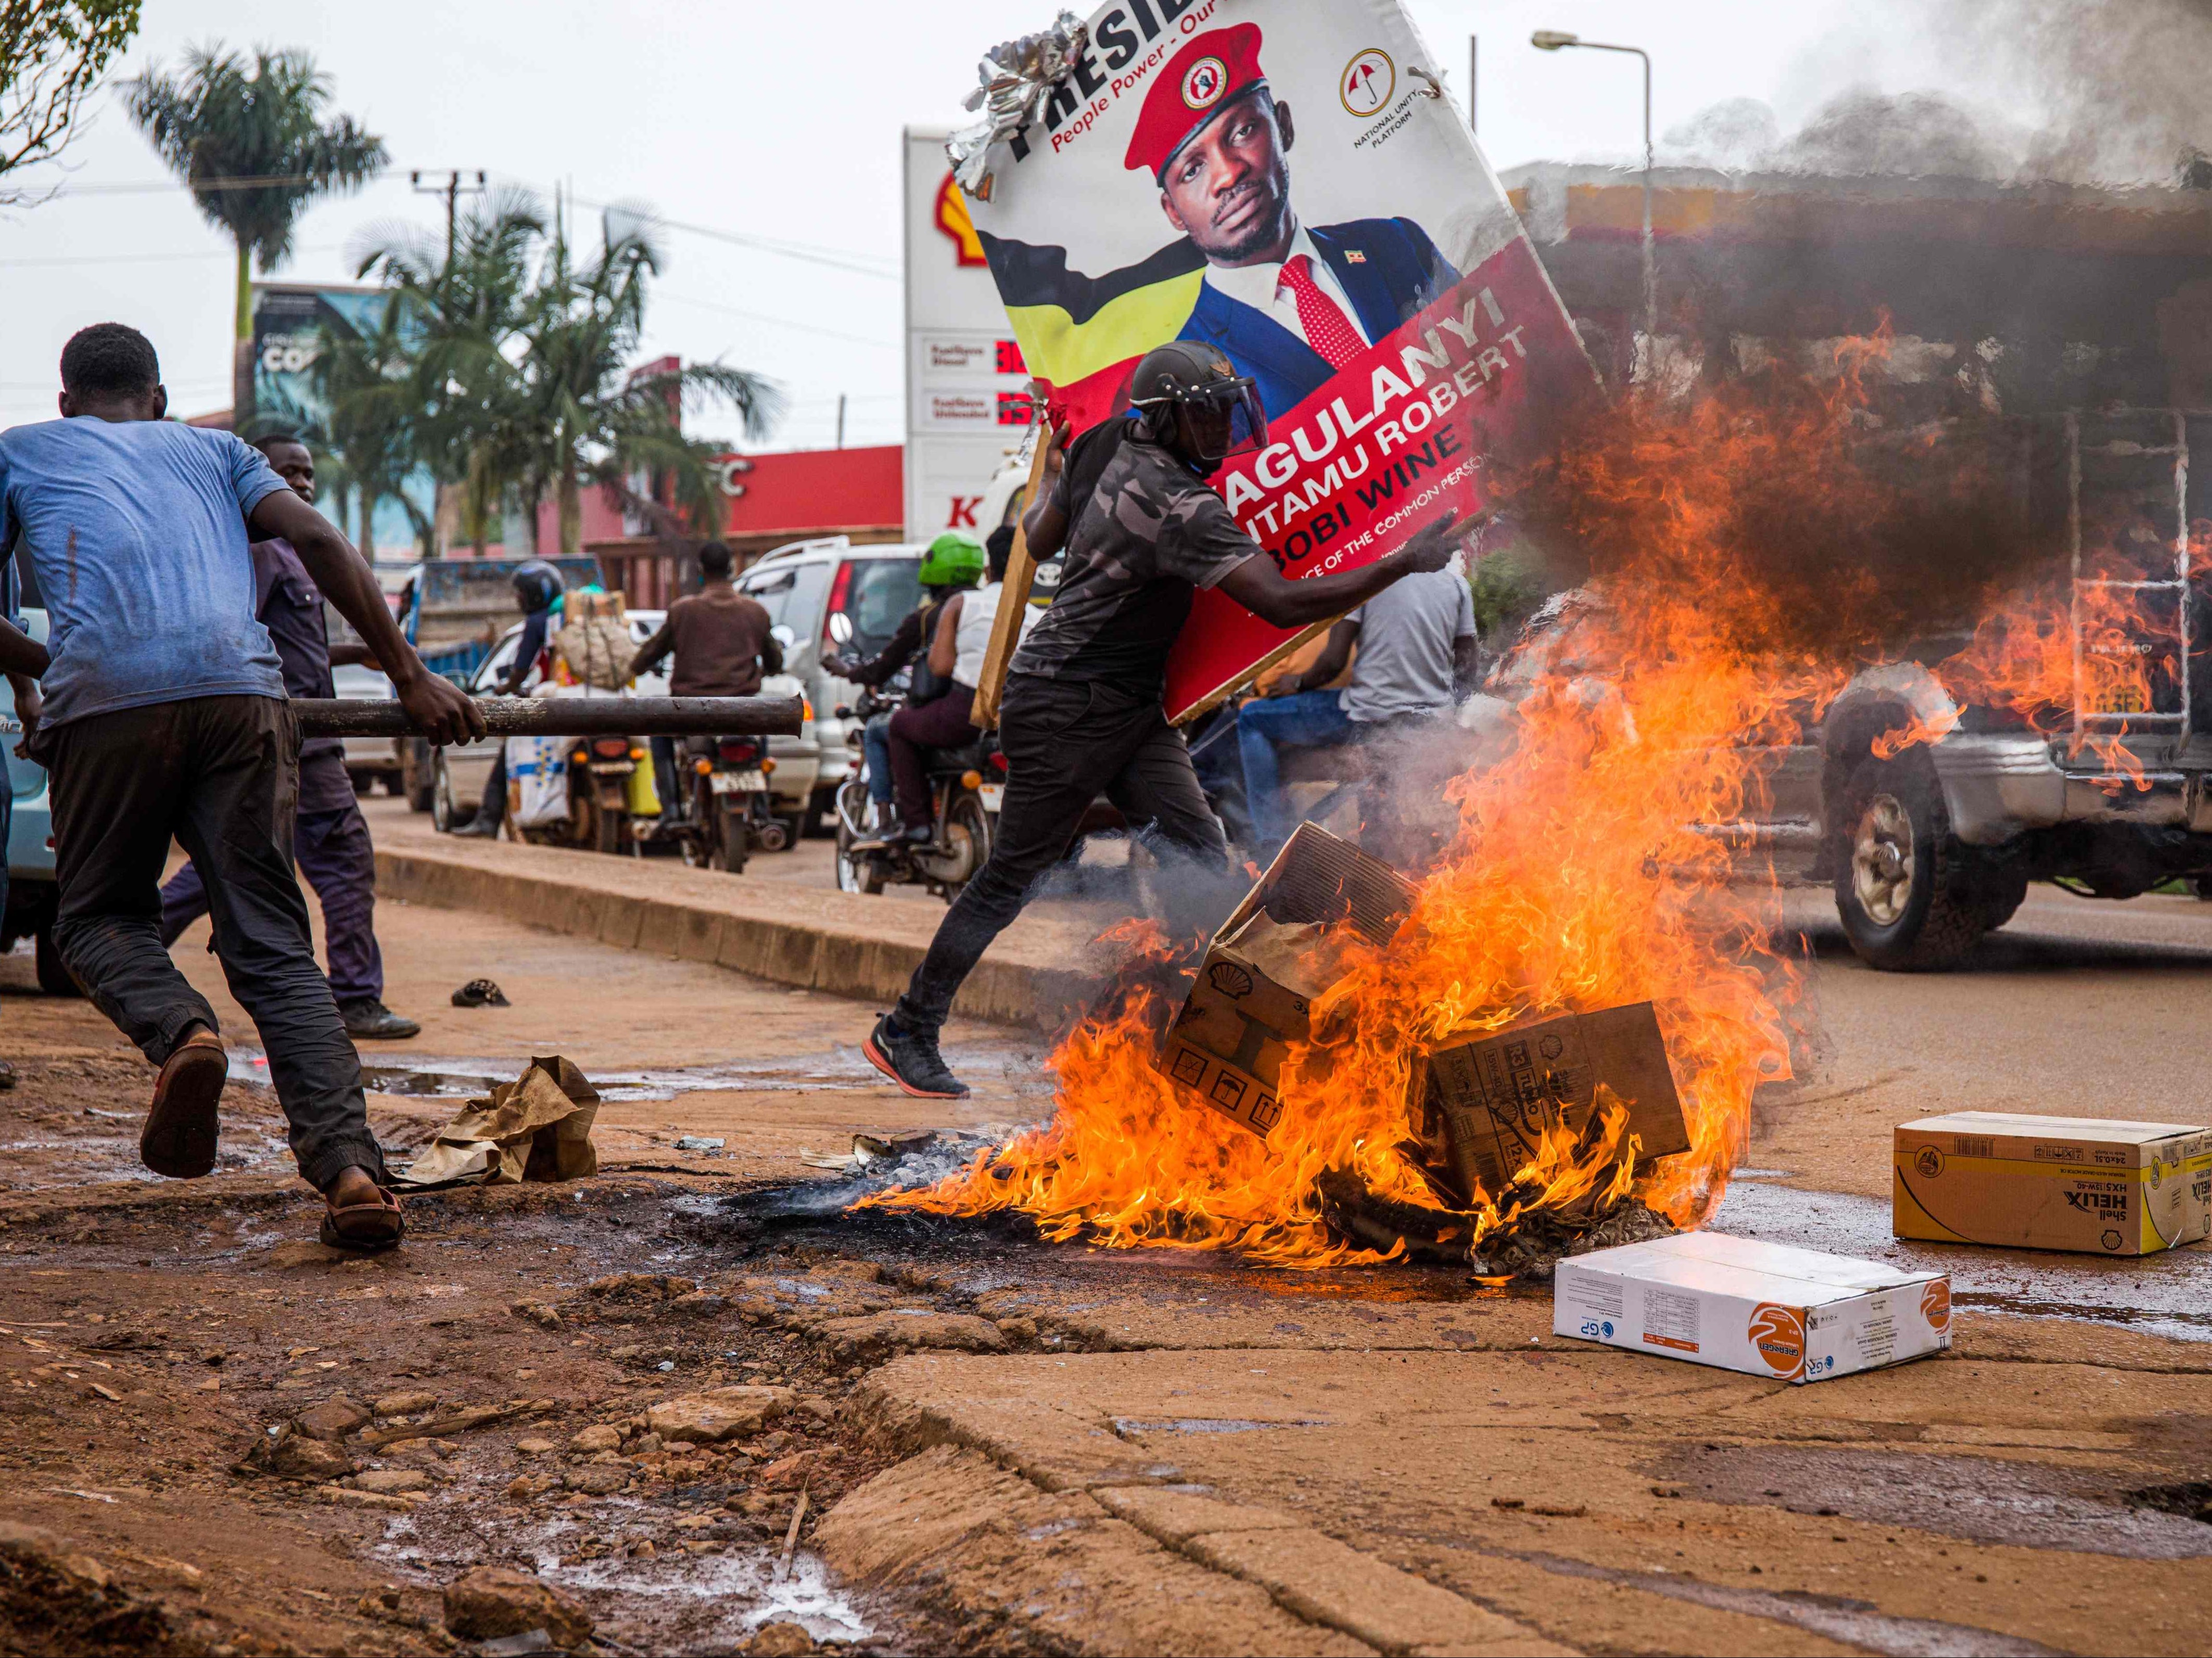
0;0;1980;446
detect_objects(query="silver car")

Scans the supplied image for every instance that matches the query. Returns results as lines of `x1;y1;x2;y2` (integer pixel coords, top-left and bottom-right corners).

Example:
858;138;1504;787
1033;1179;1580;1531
735;537;925;833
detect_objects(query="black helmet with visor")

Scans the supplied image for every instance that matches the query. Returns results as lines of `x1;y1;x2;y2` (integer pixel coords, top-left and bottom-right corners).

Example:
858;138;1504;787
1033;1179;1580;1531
1126;340;1267;476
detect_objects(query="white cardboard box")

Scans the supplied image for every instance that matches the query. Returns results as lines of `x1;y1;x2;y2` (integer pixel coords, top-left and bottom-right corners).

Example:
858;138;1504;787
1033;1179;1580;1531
1554;1231;1951;1384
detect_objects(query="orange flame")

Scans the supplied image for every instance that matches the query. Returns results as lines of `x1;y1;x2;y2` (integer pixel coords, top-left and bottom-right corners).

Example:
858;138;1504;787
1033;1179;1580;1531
863;334;2099;1264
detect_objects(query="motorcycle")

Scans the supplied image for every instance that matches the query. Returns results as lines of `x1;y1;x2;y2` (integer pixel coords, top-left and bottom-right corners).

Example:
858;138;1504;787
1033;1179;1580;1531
673;733;777;875
832;686;1003;903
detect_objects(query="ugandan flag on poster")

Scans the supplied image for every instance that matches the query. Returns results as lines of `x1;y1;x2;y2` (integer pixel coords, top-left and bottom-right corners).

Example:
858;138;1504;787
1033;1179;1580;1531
978;231;1205;435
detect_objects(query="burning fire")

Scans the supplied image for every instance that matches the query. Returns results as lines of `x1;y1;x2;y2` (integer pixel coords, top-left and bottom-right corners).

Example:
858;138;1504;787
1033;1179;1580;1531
861;336;2183;1265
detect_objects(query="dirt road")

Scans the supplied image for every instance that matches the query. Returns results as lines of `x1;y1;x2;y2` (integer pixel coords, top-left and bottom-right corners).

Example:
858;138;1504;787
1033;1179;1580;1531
1;879;2207;1655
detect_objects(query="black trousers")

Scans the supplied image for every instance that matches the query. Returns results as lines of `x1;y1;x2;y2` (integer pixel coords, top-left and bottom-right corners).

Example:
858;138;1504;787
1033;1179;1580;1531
894;673;1228;1034
41;696;380;1189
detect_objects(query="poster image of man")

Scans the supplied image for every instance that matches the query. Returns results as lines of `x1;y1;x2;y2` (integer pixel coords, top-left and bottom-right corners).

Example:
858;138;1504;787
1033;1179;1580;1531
1128;23;1461;420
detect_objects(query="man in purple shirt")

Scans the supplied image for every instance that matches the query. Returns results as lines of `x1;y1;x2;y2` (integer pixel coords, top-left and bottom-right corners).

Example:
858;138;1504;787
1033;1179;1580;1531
158;434;421;1040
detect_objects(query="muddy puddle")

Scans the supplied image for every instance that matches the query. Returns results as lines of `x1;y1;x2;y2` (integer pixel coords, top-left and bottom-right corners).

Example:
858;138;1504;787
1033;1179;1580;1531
1713;1173;2212;1343
716;1153;2210;1346
230;1042;1048;1105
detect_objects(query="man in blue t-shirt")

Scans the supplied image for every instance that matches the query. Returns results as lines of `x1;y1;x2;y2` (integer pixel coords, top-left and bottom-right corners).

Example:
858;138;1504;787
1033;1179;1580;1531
0;324;482;1249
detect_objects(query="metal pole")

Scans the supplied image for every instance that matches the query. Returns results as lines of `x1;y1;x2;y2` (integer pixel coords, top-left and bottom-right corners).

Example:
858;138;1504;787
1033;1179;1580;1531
835;393;847;450
1639;49;1655;352
292;694;805;741
1468;35;1478;135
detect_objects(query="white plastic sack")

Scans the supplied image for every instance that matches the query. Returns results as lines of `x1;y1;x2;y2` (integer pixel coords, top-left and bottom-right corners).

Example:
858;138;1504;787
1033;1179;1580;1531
505;734;570;829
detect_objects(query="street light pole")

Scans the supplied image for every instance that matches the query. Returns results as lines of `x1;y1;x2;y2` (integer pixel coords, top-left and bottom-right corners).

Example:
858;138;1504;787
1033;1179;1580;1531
1531;32;1656;364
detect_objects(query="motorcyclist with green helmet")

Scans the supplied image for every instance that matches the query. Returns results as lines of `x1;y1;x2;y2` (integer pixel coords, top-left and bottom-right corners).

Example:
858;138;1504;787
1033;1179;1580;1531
824;530;985;839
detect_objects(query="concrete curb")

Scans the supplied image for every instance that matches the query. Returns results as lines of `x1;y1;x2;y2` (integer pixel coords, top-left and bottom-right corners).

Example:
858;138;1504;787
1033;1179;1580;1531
373;846;1087;1031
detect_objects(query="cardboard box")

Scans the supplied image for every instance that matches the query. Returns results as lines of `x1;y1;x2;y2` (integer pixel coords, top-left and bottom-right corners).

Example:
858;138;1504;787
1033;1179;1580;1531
1555;1231;1951;1384
1414;1004;1692;1205
1156;823;1416;1138
1893;1111;2212;1256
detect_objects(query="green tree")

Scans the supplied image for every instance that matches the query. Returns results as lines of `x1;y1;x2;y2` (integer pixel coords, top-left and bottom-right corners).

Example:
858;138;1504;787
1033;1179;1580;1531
0;0;142;201
124;43;386;347
309;299;433;562
508;209;781;555
350;188;546;555
352;199;780;556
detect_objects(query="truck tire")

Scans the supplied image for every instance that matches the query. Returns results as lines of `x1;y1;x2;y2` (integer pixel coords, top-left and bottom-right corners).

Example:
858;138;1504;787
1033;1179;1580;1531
34;923;81;998
402;737;436;813
1832;753;1989;971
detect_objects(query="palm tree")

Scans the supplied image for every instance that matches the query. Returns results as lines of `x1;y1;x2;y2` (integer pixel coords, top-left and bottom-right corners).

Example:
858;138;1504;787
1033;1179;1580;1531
350;188;546;554
309;298;433;560
124;43;386;386
508;208;781;554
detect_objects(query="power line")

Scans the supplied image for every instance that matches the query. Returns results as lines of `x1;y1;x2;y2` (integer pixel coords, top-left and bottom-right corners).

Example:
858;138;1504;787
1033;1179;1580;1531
0;243;342;269
654;291;898;350
29;168;904;281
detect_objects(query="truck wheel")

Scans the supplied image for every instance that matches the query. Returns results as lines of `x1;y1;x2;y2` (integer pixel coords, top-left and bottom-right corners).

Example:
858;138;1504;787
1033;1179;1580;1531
1832;754;1988;971
34;923;82;998
402;737;436;812
1977;869;2029;932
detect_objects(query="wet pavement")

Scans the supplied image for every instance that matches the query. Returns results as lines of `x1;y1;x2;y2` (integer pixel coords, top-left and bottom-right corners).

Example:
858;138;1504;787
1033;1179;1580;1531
1715;1174;2212;1343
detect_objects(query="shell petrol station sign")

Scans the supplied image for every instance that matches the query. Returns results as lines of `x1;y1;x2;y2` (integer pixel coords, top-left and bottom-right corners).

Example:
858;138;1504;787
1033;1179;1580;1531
903;127;1037;543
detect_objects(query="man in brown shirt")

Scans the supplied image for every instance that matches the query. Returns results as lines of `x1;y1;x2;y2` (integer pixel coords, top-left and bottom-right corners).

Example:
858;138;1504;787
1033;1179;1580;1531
628;542;782;821
629;542;781;696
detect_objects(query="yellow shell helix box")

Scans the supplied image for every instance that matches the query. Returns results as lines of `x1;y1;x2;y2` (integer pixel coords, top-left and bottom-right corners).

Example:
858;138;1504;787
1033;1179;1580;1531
1893;1110;2212;1256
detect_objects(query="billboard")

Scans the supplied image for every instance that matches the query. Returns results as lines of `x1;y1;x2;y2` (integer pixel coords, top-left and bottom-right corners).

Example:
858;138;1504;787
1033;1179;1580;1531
251;283;437;559
903;127;1039;541
957;0;1595;719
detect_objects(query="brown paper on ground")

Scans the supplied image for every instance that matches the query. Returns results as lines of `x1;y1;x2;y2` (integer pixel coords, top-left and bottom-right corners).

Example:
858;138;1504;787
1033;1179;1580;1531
391;1055;601;1189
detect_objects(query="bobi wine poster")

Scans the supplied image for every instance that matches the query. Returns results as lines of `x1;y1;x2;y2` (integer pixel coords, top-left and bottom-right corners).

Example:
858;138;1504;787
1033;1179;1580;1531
960;0;1595;719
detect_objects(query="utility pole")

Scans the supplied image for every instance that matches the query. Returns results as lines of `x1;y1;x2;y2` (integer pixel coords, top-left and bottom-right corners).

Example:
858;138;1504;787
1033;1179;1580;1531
835;393;847;450
411;169;487;263
1468;36;1477;135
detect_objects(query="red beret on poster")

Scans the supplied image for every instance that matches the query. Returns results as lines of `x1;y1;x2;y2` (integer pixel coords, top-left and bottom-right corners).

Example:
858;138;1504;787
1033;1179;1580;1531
1123;22;1267;179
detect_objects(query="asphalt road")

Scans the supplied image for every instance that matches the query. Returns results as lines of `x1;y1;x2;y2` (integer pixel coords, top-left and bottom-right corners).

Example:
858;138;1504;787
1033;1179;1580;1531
4;861;2208;1654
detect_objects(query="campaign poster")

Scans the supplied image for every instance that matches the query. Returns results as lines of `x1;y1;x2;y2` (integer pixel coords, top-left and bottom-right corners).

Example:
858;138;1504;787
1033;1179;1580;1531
960;0;1596;719
903;128;1040;541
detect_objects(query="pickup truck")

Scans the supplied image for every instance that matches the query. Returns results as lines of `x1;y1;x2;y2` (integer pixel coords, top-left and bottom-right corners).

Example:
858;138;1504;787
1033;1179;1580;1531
1485;407;2212;970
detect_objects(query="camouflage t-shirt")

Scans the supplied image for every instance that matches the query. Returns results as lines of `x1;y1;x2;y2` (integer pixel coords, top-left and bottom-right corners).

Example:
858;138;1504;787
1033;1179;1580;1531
1009;427;1260;693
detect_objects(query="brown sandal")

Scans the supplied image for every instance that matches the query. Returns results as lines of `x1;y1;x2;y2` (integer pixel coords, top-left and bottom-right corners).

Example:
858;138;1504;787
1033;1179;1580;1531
321;1185;405;1252
141;1029;228;1178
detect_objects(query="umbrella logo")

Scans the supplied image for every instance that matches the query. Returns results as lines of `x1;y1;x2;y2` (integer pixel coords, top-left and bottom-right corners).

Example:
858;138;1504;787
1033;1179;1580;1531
1341;49;1395;117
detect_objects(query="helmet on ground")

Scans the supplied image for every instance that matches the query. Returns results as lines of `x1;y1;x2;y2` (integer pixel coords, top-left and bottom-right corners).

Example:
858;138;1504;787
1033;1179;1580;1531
918;530;986;589
511;559;565;613
1126;340;1267;474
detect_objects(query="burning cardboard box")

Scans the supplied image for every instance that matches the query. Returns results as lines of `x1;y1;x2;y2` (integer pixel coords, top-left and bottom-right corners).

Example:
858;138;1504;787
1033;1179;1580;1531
1156;824;1416;1138
1894;1111;2212;1256
1556;1231;1951;1383
1412;1004;1692;1207
1158;825;1693;1204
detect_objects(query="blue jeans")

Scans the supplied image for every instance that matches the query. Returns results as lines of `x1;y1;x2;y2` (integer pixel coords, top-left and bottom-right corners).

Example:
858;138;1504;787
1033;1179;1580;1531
1236;689;1355;848
863;713;895;806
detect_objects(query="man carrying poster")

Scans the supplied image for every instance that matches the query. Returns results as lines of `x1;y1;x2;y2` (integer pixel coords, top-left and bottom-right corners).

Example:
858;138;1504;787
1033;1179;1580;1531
863;339;1469;1101
1140;23;1461;419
